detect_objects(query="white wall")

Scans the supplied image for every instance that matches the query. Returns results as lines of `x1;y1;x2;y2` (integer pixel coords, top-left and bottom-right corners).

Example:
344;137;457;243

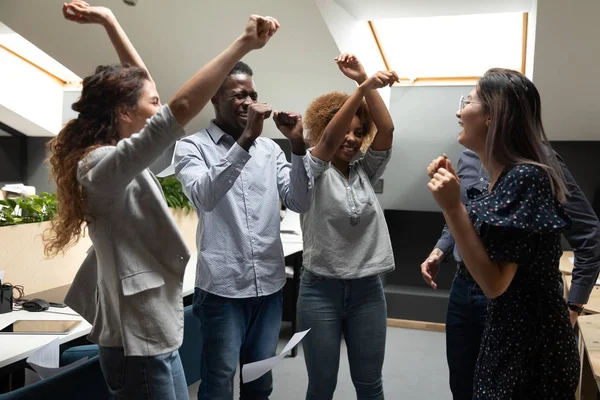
0;0;354;139
531;0;600;140
377;85;469;211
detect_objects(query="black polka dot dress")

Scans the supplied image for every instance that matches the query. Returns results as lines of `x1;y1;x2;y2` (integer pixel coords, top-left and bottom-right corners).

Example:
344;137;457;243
468;164;580;399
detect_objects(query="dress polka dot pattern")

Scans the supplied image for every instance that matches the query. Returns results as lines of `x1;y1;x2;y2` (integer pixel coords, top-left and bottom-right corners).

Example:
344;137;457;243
468;164;580;399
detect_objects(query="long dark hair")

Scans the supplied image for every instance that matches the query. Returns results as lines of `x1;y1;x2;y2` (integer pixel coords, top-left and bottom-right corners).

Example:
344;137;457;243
478;68;567;202
44;64;149;256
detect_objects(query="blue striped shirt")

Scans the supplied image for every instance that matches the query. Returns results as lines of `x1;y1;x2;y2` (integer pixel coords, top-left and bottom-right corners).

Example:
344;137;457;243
174;121;313;298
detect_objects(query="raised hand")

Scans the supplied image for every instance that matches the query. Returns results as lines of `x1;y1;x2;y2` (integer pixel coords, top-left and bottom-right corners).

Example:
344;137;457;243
62;1;113;25
335;53;368;84
361;70;400;91
273;111;303;140
427;158;462;212
243;103;272;140
241;15;280;51
427;154;448;178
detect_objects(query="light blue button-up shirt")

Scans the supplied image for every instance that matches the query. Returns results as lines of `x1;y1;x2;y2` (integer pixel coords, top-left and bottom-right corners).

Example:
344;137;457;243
174;121;313;298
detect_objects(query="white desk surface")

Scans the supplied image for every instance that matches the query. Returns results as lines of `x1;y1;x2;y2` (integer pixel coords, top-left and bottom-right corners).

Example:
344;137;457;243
0;307;91;369
0;213;303;370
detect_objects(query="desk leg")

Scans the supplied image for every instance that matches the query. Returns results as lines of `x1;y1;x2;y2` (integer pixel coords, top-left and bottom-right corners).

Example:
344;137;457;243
579;326;600;400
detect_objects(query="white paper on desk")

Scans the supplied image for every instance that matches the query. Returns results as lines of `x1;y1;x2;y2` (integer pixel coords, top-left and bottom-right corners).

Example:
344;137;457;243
27;337;60;368
24;338;60;385
569;257;574;264
241;329;310;384
25;337;89;384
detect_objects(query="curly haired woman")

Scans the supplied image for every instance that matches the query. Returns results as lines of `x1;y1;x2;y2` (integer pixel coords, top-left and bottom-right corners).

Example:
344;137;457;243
43;2;279;399
297;53;398;400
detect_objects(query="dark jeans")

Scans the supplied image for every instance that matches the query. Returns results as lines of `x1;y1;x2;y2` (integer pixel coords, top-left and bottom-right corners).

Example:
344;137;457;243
193;288;283;400
446;274;489;400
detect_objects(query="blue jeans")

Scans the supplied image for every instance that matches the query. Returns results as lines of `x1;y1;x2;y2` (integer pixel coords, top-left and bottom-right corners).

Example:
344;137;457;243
445;274;489;400
193;288;283;400
98;347;188;400
297;270;387;400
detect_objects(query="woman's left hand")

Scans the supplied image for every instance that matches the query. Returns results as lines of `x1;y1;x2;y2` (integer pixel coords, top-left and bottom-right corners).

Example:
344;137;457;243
335;53;368;84
427;158;462;212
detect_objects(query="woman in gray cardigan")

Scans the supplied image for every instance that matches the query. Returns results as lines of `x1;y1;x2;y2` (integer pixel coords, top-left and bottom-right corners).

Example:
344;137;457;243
44;2;280;399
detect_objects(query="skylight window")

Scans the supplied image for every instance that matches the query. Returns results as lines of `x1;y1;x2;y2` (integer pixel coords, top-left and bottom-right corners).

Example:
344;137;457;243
370;12;526;83
0;22;81;84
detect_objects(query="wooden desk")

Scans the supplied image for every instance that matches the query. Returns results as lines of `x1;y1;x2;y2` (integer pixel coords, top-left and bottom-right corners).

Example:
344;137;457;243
560;251;600;398
577;314;600;397
560;250;575;275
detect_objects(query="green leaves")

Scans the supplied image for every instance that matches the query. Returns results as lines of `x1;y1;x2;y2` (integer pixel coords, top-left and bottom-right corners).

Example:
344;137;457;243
0;177;192;228
156;176;192;214
0;192;57;227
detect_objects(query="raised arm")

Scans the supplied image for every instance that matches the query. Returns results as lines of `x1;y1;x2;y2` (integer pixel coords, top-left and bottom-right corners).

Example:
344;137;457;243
63;1;154;83
335;53;397;151
310;69;397;162
78;14;280;192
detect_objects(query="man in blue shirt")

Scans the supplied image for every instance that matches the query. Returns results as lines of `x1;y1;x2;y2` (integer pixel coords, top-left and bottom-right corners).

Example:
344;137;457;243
421;148;600;400
174;61;312;400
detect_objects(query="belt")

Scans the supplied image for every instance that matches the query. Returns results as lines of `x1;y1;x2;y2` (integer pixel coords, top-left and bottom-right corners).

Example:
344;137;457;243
456;262;475;281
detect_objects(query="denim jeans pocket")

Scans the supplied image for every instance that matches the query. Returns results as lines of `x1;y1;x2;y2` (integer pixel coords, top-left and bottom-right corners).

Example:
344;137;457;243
300;269;324;287
192;288;210;316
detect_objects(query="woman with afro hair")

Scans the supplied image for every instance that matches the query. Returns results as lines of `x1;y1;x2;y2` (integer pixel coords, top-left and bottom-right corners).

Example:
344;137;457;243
297;53;398;400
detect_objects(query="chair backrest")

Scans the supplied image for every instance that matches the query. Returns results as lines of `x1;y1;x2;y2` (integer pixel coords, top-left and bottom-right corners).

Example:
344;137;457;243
0;356;109;400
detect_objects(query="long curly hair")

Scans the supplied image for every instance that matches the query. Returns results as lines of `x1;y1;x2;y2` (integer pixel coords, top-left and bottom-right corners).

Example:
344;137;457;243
44;64;149;257
304;91;374;150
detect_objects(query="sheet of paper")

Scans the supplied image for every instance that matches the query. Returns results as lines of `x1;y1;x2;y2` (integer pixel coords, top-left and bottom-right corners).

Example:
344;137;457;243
156;143;178;178
280;210;301;234
25;337;90;384
26;337;60;368
0;270;4;281
569;257;574;264
241;329;310;384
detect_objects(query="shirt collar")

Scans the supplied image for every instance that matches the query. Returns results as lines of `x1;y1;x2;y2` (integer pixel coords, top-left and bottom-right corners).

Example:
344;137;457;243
206;121;233;144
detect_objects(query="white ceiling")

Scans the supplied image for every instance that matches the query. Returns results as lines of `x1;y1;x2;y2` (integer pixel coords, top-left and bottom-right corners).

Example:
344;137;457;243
334;0;534;20
0;0;355;138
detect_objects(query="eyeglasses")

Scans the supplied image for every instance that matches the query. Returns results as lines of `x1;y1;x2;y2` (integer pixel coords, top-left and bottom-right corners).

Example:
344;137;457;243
458;95;482;111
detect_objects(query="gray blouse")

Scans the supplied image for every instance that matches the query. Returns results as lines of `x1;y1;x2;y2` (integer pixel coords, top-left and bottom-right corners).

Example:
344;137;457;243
300;148;395;279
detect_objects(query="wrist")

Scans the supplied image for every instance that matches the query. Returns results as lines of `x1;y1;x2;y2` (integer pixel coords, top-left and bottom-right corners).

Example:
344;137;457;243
235;35;256;54
355;74;368;85
101;11;117;28
432;248;444;258
443;203;466;218
357;81;371;94
567;302;584;315
237;131;256;151
289;136;306;155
